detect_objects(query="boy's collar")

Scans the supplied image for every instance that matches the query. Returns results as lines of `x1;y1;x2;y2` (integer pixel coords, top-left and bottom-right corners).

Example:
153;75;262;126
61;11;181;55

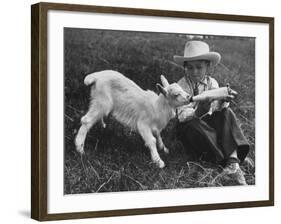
200;76;208;86
186;76;208;86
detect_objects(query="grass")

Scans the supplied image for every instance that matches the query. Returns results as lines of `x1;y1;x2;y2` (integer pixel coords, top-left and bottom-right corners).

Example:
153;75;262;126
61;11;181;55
64;114;255;194
64;29;255;194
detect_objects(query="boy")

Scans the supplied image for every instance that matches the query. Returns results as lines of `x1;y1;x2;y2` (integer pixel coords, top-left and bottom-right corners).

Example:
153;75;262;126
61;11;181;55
174;41;250;185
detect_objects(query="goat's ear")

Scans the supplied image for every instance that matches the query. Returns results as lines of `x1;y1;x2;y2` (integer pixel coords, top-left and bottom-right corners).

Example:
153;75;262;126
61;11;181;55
156;83;168;97
160;75;169;88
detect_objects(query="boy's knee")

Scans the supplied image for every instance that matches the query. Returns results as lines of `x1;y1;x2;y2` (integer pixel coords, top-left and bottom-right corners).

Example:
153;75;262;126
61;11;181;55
221;107;233;114
213;107;234;118
220;107;237;120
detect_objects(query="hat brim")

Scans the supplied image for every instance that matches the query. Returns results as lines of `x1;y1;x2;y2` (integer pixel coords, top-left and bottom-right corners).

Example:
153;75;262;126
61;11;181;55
173;52;221;66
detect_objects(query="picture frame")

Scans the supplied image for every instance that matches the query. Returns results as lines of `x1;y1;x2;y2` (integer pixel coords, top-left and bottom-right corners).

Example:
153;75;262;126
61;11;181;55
31;2;274;221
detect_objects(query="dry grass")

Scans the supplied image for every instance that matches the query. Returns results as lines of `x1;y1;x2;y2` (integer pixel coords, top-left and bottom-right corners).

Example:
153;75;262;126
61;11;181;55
64;108;255;194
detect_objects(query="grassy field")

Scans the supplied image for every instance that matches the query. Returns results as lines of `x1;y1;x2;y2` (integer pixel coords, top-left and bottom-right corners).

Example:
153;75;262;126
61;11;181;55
64;28;255;194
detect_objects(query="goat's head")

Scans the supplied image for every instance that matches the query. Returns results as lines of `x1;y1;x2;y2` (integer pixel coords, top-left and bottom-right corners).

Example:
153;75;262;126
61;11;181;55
156;75;191;107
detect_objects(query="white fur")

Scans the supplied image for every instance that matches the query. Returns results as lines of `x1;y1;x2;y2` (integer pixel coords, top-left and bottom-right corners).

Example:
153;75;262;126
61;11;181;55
75;70;191;168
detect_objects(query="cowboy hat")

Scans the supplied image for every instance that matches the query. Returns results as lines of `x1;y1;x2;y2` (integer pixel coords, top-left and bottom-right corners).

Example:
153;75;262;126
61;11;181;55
173;41;221;66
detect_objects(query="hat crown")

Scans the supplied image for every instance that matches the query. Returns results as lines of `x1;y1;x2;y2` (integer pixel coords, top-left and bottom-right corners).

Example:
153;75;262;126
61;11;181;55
184;41;210;58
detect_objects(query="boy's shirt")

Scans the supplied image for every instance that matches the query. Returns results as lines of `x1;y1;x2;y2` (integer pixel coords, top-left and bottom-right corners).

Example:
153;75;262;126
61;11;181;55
177;75;229;122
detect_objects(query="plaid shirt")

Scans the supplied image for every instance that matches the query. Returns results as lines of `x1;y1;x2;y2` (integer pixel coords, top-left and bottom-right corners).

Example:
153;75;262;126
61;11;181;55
176;76;229;122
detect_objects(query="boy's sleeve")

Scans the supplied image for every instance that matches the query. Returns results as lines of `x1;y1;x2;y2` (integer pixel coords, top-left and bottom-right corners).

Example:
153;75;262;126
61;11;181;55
176;77;196;122
177;105;196;122
209;77;230;113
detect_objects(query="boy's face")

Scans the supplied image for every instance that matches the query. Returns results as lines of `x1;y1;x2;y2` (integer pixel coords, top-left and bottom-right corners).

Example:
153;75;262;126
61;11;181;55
184;60;210;83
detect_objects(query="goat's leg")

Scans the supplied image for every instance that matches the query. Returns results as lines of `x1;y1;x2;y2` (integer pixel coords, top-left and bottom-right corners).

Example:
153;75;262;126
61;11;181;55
154;131;169;154
75;109;102;154
137;123;165;168
101;117;106;128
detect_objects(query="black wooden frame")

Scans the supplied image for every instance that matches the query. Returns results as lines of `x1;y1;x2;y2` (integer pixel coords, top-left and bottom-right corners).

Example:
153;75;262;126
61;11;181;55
31;2;274;221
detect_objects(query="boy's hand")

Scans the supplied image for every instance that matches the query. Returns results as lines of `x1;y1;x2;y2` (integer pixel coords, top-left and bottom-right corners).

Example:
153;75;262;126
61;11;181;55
226;83;238;102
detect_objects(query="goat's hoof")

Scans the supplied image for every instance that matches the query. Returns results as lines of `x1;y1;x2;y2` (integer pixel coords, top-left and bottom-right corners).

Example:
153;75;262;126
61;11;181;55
157;160;165;169
163;147;169;154
76;144;85;155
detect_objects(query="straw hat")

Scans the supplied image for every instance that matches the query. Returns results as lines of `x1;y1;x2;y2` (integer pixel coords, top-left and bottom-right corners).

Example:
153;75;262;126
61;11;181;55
173;41;221;66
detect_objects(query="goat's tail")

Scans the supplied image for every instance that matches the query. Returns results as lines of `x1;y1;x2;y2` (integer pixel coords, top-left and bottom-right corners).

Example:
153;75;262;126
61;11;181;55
84;73;97;86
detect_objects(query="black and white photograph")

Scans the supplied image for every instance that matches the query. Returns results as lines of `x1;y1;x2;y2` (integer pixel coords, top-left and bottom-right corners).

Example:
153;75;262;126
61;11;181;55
64;28;255;194
29;2;274;221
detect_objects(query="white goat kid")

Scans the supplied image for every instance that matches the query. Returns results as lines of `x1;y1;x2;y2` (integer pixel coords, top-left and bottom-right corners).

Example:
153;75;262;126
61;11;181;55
75;70;191;168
